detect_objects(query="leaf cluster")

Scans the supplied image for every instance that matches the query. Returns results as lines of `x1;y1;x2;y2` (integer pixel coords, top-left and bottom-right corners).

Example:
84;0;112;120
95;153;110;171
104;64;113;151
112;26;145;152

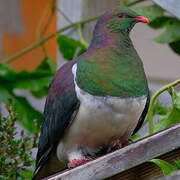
153;88;180;132
130;87;180;140
0;56;56;132
57;34;87;61
0;106;37;180
133;5;180;55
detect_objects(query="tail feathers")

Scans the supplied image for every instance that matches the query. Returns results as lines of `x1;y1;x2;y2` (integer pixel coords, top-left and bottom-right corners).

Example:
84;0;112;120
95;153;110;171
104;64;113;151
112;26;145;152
33;153;66;180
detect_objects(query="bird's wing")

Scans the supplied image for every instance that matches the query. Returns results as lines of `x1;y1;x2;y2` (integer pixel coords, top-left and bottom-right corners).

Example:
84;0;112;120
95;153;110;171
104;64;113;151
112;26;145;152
35;59;80;170
132;93;150;135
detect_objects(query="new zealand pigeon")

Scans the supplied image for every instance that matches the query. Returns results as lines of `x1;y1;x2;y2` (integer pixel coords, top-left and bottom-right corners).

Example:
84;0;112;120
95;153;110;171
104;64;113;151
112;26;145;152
33;7;150;180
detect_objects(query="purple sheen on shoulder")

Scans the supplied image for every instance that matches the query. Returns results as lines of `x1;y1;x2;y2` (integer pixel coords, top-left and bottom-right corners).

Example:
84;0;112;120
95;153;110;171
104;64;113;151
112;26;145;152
48;59;77;98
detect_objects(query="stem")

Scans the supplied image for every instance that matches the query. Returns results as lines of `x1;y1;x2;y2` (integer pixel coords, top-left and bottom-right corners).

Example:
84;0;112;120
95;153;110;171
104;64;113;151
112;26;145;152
2;15;100;64
55;7;73;24
77;24;89;49
147;78;180;135
2;0;144;64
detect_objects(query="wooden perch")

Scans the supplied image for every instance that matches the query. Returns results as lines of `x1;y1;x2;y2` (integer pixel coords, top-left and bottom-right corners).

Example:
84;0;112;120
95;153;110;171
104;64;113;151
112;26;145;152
44;124;180;180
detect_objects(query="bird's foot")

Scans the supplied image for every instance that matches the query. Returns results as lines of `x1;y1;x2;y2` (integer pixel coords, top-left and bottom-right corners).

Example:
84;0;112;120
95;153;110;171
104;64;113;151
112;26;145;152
107;139;130;153
68;158;92;168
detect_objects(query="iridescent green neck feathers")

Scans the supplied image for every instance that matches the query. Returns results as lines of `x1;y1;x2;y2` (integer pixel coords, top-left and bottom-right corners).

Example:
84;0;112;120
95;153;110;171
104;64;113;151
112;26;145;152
75;7;149;98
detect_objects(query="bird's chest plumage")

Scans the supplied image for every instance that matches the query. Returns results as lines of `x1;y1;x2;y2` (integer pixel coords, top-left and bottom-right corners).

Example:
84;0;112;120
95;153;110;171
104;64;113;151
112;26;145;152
66;84;146;148
60;64;147;151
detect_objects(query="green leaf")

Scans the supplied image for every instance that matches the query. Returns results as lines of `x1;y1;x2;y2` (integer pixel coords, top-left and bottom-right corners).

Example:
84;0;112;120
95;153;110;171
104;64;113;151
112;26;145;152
132;5;164;21
0;58;55;131
149;16;173;29
154;90;180;133
29;56;56;98
31;87;48;98
0;86;42;132
19;169;33;179
0;63;53;92
148;159;175;175
36;56;56;73
154;19;180;44
169;40;180;55
57;35;87;61
173;92;180;109
129;134;141;141
175;160;180;169
14;96;42;132
14;71;52;91
153;101;169;115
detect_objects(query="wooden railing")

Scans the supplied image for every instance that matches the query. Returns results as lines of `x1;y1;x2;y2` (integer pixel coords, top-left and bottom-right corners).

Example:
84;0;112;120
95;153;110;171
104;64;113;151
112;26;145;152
44;123;180;180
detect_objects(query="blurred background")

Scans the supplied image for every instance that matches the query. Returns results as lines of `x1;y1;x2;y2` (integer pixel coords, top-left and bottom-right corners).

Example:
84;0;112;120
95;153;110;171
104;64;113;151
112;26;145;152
0;0;179;179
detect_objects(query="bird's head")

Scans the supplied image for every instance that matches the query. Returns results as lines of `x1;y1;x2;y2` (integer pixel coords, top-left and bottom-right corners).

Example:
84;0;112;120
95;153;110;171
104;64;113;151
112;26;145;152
96;7;149;34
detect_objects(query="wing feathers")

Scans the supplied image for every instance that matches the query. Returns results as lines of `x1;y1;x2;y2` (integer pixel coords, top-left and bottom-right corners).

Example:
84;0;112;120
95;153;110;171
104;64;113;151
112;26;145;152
35;60;79;170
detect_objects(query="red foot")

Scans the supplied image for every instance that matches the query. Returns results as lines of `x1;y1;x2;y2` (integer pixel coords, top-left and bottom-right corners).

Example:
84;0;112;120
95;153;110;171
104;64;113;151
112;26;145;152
68;158;92;168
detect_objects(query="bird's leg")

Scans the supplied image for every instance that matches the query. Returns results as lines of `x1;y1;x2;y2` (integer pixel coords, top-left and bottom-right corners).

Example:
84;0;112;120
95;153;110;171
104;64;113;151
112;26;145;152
107;139;130;153
68;158;92;168
67;151;93;168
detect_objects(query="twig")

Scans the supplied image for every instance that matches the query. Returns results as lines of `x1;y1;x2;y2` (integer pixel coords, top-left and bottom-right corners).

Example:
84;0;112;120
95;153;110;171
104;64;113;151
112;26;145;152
147;78;180;135
77;24;89;49
55;7;73;24
2;0;146;64
2;15;100;64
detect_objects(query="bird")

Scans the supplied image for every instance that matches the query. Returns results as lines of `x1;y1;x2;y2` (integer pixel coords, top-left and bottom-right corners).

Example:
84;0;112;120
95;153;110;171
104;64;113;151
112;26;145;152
33;6;150;180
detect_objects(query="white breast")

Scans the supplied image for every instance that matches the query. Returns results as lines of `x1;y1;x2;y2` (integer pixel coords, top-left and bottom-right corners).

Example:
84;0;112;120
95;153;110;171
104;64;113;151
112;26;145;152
72;81;147;145
57;64;147;162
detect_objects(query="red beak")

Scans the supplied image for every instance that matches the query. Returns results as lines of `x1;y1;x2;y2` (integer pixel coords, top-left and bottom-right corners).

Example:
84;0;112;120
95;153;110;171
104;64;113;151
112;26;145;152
135;16;149;23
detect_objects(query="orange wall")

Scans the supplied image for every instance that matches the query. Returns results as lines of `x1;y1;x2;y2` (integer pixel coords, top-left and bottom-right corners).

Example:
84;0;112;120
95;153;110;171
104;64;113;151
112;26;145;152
2;0;57;71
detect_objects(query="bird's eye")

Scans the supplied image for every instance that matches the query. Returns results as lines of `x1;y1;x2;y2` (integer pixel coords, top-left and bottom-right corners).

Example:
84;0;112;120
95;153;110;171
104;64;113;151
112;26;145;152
117;13;125;18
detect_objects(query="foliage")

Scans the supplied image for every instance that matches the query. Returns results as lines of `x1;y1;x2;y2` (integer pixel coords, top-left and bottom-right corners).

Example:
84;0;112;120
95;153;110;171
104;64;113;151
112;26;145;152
133;4;180;55
148;159;180;175
0;56;56;132
0;106;37;180
57;35;87;61
153;88;180;133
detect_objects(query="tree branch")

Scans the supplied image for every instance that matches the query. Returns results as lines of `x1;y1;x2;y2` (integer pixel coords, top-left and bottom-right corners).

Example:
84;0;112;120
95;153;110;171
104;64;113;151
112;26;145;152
2;15;100;64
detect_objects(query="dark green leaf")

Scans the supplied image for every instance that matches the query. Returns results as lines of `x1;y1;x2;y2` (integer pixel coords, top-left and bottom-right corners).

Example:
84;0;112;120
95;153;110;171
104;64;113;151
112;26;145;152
175;160;180;169
14;71;52;91
36;56;56;73
0;86;42;132
149;16;173;29
148;159;175;175
169;40;180;55
31;87;48;98
154;19;180;43
153;101;169;115
57;35;87;61
19;169;33;179
0;63;53;92
0;60;54;100
29;56;56;98
154;91;180;133
14;96;42;132
132;5;164;21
